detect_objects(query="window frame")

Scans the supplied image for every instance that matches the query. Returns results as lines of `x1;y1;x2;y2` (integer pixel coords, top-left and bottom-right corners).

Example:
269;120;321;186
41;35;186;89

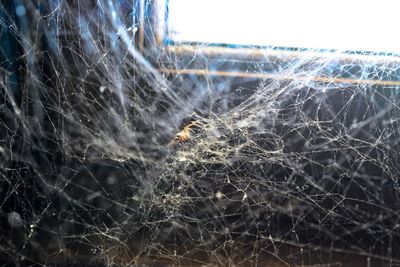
136;0;400;87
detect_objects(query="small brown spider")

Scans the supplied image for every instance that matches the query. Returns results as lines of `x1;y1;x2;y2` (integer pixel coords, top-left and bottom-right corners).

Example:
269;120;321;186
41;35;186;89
169;120;205;146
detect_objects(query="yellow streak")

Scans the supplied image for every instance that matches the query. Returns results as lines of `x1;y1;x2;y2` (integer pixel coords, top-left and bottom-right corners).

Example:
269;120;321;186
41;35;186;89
160;68;400;86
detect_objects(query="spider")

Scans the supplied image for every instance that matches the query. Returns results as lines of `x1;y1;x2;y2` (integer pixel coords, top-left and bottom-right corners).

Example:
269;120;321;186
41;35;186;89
170;120;205;146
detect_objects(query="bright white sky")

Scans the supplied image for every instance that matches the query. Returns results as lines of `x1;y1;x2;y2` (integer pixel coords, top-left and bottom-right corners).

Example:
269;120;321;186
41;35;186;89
168;0;400;53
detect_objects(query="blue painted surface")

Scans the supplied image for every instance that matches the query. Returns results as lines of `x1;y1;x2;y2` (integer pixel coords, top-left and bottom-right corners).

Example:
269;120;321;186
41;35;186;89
0;1;20;95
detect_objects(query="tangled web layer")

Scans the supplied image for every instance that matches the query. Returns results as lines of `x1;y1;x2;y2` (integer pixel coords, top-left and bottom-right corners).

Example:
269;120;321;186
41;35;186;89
1;1;400;266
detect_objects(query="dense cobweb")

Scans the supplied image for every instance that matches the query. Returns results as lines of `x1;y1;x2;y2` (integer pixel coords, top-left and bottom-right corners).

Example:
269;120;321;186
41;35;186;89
1;1;400;266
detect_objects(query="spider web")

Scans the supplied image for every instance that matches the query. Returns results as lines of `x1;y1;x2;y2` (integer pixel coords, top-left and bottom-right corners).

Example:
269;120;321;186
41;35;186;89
1;1;400;266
